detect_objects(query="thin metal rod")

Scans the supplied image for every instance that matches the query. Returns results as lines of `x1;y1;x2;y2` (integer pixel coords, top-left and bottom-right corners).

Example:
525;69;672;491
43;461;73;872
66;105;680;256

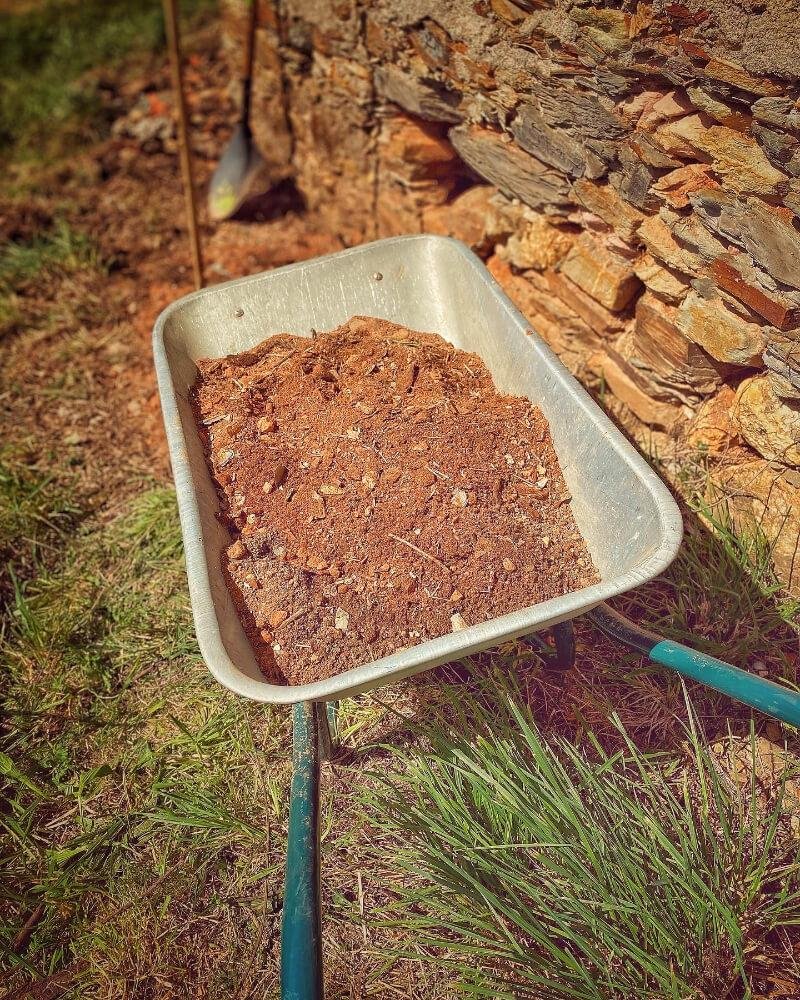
317;701;338;763
281;702;324;999
162;0;204;290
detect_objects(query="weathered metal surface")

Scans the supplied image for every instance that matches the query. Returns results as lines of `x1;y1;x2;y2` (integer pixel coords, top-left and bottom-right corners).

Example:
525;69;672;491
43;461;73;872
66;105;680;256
152;235;682;704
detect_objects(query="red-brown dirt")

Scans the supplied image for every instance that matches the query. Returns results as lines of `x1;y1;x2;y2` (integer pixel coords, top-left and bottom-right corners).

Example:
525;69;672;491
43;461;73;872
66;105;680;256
192;316;598;684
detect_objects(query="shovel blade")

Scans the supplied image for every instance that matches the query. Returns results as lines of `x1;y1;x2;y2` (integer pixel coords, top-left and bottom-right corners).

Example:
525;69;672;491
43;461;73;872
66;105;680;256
208;123;265;221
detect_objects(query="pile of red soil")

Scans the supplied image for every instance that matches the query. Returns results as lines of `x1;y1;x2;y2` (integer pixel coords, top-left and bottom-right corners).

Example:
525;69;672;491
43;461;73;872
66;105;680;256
192;317;598;685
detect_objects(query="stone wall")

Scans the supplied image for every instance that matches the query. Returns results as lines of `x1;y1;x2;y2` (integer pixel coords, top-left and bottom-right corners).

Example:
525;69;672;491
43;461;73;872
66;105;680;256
222;0;800;594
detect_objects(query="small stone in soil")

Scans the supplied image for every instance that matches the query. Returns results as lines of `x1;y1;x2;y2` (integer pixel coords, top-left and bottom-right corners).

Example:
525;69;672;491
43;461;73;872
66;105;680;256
263;464;288;493
451;613;468;632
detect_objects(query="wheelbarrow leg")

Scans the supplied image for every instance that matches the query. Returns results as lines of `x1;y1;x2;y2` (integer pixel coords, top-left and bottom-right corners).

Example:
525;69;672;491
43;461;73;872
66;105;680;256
523;620;576;674
281;702;326;999
551;620;576;671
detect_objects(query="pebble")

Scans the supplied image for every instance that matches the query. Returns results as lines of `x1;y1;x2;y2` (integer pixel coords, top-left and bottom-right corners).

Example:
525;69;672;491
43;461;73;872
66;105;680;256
450;613;468;632
263;464;288;493
229;539;246;561
383;465;403;484
268;609;288;628
257;416;277;434
452;488;468;507
449;589;463;602
334;608;350;632
502;558;516;572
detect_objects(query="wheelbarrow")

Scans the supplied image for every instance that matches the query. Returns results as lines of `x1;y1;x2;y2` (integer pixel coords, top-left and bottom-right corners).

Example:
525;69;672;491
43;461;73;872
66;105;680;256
153;235;800;998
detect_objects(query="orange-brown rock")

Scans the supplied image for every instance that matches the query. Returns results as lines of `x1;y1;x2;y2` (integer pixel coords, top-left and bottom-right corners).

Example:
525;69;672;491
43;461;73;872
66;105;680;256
497;213;576;271
638;214;698;276
657;116;787;196
572;179;646;244
652;165;719;209
709;461;800;596
421;185;501;252
591;347;681;429
489;0;528;23
710;256;800;331
686;385;741;454
487;256;602;367
731;375;800;466
559;234;642;311
702;59;784;98
379;115;460;191
633;292;726;397
545;271;625;339
377;115;466;235
633;254;690;304
676;292;767;366
636;90;694;131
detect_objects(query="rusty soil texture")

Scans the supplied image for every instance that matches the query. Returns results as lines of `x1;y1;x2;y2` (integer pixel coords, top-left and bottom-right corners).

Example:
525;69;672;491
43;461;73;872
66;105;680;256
192;316;598;684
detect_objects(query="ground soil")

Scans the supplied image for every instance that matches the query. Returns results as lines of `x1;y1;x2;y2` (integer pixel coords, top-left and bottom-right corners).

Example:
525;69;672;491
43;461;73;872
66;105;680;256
192;316;598;684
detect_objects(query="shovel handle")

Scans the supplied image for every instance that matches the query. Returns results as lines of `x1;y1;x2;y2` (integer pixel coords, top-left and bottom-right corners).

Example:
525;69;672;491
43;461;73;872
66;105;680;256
241;0;259;122
590;602;800;728
281;702;325;999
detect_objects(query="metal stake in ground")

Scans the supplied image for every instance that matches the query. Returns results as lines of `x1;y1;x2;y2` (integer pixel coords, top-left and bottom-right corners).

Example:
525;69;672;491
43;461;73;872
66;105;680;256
162;0;204;290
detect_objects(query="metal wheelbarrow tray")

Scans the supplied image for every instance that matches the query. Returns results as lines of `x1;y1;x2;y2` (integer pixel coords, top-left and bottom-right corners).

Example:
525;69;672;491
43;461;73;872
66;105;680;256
153;234;683;704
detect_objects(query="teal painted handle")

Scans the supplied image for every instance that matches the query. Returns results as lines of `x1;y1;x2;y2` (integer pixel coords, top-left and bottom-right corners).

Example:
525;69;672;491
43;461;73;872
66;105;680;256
590;603;800;728
649;640;800;728
281;703;324;999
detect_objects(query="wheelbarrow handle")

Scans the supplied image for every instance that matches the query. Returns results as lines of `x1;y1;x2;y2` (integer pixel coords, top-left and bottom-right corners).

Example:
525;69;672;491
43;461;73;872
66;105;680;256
590;602;800;729
281;702;325;999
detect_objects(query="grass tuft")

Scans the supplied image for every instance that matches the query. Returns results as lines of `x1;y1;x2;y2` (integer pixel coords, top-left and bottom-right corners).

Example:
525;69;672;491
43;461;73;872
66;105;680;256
0;219;100;295
0;219;103;338
366;671;800;1000
0;453;82;601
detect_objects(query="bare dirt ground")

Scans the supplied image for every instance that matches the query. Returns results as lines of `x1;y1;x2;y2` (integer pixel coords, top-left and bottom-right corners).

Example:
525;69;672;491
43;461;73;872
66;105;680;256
1;35;342;503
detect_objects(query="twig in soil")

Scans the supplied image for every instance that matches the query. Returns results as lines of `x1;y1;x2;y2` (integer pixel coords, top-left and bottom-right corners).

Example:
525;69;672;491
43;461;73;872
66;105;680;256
245;352;299;388
388;533;450;572
426;464;451;481
276;609;305;630
11;903;45;954
357;870;368;944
